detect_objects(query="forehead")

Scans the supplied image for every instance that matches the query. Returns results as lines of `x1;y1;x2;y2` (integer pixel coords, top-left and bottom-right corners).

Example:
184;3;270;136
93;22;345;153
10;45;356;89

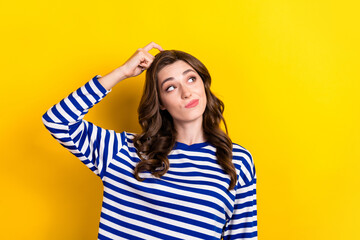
157;60;196;82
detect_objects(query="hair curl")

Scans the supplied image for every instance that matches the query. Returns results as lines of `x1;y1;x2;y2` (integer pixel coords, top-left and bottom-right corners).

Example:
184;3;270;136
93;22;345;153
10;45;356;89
133;50;237;190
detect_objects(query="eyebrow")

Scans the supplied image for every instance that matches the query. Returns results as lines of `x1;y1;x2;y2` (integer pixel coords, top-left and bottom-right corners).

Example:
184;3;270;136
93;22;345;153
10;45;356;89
160;69;196;88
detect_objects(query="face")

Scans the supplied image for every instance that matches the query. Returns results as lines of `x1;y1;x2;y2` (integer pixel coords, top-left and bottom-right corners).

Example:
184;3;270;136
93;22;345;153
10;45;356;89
157;60;207;127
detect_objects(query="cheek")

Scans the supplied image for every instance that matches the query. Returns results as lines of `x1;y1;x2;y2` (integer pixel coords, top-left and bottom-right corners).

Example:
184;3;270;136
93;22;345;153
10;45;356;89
201;88;208;108
159;94;174;110
200;85;207;100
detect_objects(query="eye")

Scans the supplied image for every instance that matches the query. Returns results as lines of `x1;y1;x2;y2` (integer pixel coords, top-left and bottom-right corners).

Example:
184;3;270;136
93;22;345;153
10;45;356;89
188;76;196;83
166;85;175;92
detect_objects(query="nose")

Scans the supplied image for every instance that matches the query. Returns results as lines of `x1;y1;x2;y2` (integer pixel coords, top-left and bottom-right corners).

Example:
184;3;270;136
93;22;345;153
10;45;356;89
181;85;192;99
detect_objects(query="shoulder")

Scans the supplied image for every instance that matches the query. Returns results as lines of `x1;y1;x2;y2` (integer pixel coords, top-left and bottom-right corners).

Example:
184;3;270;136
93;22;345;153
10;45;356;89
116;131;140;159
232;143;253;164
109;131;138;151
119;131;137;145
232;142;256;186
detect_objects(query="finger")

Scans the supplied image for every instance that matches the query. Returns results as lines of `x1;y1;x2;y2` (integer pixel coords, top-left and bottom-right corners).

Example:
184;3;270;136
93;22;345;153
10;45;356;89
139;53;154;66
143;41;164;52
138;60;151;70
138;61;149;70
143;51;155;61
143;41;163;52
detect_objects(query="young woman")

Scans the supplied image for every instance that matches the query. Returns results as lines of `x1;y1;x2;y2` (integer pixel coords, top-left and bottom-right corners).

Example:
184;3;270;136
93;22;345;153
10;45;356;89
42;42;257;239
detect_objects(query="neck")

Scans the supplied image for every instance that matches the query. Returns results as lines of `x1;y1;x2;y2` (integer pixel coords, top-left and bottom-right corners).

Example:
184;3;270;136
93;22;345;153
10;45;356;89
174;118;205;145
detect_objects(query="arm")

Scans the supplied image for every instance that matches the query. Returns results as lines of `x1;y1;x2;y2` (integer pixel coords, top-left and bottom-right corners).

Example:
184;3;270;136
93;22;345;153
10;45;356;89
222;150;258;239
42;42;163;179
42;75;122;178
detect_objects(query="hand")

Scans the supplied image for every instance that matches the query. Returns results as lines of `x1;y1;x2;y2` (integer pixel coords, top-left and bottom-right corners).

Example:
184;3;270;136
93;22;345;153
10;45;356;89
98;42;163;90
120;42;164;78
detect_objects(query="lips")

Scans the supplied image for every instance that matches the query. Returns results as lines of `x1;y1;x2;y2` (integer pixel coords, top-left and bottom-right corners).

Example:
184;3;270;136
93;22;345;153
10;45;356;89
185;99;199;108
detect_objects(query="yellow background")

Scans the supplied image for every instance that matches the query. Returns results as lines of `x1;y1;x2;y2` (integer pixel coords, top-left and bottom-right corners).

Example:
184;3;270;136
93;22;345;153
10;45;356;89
1;0;359;239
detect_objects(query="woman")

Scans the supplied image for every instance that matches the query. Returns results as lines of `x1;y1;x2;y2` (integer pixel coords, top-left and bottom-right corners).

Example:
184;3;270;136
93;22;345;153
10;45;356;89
42;42;257;239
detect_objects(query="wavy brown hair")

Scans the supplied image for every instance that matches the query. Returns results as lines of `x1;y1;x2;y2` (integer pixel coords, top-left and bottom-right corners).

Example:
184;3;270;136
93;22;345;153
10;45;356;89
133;50;237;190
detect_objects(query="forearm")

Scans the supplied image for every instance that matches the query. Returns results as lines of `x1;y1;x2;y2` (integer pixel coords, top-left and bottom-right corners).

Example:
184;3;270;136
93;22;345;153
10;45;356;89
42;75;109;127
98;66;128;91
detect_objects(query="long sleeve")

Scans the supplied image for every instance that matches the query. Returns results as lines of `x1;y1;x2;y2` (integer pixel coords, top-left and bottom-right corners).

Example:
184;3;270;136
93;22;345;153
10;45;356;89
222;150;258;239
42;75;124;179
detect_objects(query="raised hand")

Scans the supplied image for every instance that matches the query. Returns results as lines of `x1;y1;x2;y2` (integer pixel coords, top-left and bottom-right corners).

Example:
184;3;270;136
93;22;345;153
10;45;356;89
98;42;164;90
121;42;164;78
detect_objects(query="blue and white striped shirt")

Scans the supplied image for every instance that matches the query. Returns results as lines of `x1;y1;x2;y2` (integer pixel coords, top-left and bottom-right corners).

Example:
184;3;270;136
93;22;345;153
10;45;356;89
42;75;257;239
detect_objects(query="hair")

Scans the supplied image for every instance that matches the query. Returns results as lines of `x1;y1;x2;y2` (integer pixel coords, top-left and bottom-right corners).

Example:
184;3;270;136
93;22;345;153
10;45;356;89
133;50;237;190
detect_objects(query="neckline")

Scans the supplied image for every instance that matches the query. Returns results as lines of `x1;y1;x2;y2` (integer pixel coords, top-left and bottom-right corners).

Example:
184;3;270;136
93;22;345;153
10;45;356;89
173;141;209;150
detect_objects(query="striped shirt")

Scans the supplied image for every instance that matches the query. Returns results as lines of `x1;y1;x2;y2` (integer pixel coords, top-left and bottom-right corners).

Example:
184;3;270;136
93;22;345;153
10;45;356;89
42;75;257;239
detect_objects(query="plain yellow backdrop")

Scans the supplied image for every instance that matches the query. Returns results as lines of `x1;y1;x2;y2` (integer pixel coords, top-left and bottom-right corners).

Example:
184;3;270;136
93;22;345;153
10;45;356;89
1;0;359;239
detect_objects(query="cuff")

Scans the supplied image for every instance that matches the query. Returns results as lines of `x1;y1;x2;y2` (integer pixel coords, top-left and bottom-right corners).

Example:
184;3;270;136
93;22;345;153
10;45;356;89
91;75;112;95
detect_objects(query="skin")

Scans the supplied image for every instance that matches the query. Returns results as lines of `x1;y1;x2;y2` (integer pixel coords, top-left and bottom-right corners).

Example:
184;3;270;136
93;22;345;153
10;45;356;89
98;42;206;145
157;60;207;145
